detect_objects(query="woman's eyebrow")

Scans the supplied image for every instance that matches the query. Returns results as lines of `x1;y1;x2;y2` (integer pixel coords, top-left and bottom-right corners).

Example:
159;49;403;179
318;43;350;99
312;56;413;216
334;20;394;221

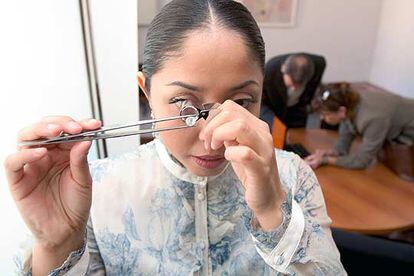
166;80;259;93
166;81;202;92
230;80;259;91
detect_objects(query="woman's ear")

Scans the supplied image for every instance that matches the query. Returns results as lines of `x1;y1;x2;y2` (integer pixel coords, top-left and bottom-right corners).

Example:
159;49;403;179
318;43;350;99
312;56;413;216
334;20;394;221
137;71;151;106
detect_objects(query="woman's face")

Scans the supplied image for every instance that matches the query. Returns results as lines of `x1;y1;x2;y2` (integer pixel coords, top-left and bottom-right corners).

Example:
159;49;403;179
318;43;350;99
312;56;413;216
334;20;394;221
320;107;346;125
139;28;263;176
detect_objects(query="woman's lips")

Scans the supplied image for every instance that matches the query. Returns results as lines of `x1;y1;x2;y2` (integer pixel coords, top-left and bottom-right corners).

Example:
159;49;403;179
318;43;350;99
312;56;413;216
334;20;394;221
192;155;226;169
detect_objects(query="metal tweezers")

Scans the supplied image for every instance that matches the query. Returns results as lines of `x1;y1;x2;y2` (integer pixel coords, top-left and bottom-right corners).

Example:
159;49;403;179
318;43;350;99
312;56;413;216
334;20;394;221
19;104;217;147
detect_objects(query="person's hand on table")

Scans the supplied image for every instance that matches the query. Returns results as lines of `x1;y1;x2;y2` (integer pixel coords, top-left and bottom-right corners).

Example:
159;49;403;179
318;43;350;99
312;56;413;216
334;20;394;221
306;149;338;169
305;154;324;169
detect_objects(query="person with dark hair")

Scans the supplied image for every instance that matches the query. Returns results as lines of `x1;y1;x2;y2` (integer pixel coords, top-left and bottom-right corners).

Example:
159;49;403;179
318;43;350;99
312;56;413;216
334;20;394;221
261;53;326;129
306;82;414;170
7;1;345;275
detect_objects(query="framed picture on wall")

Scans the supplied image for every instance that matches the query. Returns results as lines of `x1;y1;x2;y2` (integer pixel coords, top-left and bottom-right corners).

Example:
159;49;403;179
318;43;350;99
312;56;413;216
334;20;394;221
237;0;298;28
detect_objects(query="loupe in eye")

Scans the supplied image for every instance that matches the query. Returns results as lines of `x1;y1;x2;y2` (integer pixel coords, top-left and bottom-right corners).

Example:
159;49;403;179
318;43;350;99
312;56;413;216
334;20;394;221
199;103;220;120
180;105;199;127
179;102;221;127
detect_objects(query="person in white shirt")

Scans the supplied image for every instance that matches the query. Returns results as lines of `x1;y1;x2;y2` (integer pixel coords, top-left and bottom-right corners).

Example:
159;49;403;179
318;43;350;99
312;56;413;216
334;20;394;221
5;0;346;275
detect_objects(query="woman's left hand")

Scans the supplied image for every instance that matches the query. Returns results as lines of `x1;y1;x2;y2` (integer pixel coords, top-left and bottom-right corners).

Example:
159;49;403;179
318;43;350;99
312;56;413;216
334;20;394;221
200;100;284;230
305;154;324;169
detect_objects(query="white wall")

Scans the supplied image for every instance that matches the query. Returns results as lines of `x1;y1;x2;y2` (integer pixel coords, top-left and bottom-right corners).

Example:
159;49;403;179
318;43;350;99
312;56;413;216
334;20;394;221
89;0;139;156
261;0;382;82
138;0;383;83
370;0;414;98
0;1;95;274
0;1;138;273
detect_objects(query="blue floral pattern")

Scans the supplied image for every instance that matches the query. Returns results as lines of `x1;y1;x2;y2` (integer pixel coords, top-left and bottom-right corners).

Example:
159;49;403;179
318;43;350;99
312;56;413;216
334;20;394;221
17;140;346;275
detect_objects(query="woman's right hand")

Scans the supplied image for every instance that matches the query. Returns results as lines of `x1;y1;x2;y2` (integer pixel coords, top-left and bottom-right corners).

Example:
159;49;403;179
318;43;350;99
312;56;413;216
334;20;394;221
4;116;101;273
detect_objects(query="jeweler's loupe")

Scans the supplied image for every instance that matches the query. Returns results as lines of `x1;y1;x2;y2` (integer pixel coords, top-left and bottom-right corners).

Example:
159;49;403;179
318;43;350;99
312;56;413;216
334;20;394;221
179;102;221;127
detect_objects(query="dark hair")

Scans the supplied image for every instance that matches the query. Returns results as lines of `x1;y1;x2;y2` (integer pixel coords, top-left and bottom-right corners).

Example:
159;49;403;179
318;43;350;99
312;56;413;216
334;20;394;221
283;54;315;86
142;0;265;92
313;82;360;118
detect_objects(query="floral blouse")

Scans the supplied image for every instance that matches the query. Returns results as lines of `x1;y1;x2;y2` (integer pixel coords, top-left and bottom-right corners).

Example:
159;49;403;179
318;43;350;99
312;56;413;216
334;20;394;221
20;139;346;275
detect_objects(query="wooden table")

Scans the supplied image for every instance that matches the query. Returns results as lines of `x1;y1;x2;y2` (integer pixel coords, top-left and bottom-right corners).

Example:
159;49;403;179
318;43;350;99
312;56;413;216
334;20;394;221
287;128;414;235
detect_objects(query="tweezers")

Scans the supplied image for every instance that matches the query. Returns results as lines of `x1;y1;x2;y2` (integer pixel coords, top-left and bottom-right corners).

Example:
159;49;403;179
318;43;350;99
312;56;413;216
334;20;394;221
18;104;215;147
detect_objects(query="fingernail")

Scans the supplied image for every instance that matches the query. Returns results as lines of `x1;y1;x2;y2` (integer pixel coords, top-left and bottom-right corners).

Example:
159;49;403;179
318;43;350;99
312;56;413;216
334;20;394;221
211;142;216;150
88;119;98;124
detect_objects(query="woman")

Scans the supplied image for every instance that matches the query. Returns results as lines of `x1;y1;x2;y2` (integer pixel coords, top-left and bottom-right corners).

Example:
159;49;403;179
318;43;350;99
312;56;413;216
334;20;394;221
306;82;414;169
5;1;345;275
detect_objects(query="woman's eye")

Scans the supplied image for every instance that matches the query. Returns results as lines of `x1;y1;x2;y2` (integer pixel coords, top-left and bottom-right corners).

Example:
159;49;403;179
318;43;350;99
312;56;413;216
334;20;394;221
234;98;255;108
169;98;187;104
169;98;199;110
169;98;190;107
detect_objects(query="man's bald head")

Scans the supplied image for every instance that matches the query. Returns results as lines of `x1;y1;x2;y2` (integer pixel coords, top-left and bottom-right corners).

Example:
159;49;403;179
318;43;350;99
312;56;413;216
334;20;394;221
282;54;315;87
